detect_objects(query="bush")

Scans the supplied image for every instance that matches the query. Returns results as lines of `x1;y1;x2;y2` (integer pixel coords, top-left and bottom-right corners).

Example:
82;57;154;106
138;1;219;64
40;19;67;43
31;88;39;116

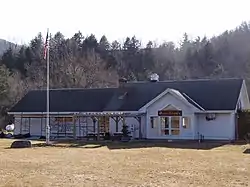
10;140;32;148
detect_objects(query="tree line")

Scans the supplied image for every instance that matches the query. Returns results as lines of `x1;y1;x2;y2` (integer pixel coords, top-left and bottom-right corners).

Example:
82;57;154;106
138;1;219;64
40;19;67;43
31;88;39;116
1;21;250;124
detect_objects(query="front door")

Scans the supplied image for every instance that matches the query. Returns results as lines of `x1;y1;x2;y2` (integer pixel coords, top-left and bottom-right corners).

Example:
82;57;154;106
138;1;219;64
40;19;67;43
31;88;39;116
160;116;180;136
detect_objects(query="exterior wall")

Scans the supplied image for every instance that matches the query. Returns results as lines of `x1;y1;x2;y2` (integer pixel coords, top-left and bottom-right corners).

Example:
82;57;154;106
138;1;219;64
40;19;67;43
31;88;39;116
146;93;196;139
196;113;235;140
141;114;147;138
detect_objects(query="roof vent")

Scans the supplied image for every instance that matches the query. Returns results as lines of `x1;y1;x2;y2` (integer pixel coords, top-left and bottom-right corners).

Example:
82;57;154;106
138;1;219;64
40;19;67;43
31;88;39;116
150;73;159;82
118;78;128;87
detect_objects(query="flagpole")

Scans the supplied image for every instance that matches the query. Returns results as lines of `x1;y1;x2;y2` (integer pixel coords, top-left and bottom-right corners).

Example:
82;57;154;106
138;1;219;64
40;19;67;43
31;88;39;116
46;28;50;145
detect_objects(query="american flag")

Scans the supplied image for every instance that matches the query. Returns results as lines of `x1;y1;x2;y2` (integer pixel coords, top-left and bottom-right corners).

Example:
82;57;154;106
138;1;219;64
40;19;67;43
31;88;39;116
43;30;49;60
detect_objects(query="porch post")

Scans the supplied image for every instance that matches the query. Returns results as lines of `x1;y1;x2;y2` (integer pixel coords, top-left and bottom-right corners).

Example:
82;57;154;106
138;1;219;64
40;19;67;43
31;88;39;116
73;114;76;140
40;115;43;137
92;117;96;133
97;117;100;141
28;117;31;134
134;116;142;139
20;113;23;134
111;116;122;132
115;116;119;132
91;117;98;140
78;116;81;138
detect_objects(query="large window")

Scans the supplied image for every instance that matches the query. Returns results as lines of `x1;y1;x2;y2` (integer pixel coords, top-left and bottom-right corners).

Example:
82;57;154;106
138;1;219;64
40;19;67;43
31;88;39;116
160;117;170;135
160;117;180;136
171;117;180;135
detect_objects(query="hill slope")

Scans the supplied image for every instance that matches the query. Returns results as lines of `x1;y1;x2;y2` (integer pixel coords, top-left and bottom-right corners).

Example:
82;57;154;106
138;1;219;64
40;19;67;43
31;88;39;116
0;39;15;55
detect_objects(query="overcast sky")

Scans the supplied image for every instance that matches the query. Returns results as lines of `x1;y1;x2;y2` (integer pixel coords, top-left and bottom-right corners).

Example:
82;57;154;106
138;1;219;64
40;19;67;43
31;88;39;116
1;0;250;45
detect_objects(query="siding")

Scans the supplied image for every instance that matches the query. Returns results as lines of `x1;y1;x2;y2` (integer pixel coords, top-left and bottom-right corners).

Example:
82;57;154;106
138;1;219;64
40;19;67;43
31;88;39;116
197;113;235;140
146;92;196;139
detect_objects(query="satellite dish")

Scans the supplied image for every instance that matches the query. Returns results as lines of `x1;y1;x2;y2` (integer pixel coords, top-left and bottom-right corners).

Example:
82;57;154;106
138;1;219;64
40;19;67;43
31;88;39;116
6;124;14;131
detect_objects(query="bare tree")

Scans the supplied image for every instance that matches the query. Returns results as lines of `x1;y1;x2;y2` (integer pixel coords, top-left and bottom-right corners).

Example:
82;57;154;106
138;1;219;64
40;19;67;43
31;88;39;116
51;51;118;88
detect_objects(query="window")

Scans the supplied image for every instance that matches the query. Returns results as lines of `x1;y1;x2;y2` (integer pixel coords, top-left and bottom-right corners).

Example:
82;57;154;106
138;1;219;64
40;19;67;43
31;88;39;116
171;117;180;128
160;117;170;135
170;117;180;135
21;118;30;133
160;116;180;136
150;117;158;128
182;117;190;129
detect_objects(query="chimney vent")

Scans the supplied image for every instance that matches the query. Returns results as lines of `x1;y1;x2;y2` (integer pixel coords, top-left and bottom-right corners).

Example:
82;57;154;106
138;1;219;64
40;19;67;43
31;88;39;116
150;73;159;82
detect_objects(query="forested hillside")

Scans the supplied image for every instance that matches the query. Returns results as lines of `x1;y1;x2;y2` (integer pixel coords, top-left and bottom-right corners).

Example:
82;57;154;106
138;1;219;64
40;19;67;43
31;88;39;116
1;22;250;121
0;39;16;55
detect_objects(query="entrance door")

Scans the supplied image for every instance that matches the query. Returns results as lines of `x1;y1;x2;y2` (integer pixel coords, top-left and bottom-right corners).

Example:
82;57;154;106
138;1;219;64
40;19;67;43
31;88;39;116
160;116;180;136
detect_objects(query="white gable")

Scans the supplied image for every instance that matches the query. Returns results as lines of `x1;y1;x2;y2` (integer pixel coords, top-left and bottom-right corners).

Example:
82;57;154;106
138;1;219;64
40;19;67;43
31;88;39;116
139;88;201;113
147;92;197;116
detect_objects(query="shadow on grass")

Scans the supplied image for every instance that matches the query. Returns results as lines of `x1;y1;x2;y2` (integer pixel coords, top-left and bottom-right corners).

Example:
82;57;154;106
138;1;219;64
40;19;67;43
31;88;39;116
30;139;231;150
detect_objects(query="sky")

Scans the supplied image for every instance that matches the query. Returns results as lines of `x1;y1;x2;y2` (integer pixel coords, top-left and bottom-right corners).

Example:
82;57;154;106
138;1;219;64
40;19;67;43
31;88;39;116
1;0;250;46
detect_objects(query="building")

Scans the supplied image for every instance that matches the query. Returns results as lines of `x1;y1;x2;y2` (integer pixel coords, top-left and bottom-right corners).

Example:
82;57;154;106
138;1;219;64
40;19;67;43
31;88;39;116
7;77;250;141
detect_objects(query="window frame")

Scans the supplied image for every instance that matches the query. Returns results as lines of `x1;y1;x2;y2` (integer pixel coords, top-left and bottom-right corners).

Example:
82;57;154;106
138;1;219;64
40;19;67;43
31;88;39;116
160;116;180;136
182;116;190;129
150;116;158;129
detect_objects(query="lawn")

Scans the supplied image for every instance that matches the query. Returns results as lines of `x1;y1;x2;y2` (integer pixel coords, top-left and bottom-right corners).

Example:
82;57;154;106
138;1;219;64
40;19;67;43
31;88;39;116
0;139;249;187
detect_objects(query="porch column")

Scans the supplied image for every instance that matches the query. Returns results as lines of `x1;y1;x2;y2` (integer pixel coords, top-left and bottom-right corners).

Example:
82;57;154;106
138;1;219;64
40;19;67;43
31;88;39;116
40;117;43;137
91;117;99;140
20;113;23;134
115;116;119;132
111;116;122;132
97;117;100;141
134;116;142;139
91;117;97;133
28;118;31;134
73;115;77;140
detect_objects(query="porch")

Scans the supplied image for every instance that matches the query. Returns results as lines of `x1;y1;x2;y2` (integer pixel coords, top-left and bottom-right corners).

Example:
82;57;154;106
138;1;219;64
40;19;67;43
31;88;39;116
12;111;146;141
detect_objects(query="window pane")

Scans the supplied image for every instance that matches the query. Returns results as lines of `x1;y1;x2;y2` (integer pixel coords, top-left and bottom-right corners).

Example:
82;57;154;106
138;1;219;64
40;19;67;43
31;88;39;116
171;130;180;135
161;129;170;135
171;117;180;128
182;117;190;129
150;117;158;128
161;117;169;128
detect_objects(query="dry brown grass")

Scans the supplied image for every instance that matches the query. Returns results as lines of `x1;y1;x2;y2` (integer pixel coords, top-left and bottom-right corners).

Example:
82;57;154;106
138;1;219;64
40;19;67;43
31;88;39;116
0;139;249;187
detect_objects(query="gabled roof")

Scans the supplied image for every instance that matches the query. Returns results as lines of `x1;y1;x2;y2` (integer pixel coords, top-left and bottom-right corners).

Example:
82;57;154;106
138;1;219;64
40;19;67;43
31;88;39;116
9;78;244;113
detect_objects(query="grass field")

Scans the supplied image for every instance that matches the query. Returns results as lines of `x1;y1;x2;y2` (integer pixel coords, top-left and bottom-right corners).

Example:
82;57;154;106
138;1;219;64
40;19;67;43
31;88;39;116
0;139;249;187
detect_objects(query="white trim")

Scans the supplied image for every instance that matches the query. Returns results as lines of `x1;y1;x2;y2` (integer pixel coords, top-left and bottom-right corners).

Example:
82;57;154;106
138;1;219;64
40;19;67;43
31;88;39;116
8;112;74;115
235;80;244;112
8;112;43;115
244;80;250;108
160;104;181;111
234;79;250;112
8;111;144;116
139;88;202;112
182;92;205;110
195;110;234;114
102;111;141;114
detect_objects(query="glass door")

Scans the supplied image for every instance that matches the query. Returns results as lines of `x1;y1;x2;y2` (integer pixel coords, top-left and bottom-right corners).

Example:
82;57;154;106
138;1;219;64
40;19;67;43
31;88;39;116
170;117;180;135
160;116;180;136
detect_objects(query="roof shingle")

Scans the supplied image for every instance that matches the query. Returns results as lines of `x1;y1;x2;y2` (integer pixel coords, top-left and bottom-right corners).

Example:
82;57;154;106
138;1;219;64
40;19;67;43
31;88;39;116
9;78;244;113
